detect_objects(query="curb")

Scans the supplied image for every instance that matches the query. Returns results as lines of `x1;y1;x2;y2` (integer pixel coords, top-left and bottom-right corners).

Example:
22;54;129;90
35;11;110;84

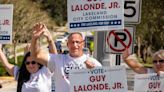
0;76;15;85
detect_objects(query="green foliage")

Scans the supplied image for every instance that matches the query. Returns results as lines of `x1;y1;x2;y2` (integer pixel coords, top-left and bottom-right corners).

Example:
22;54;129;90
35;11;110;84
32;0;67;26
0;66;8;76
0;0;57;44
138;56;153;68
0;55;24;76
0;0;58;63
136;0;164;51
90;41;94;52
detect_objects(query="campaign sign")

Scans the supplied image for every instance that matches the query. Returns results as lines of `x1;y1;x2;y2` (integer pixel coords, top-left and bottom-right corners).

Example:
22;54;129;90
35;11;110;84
67;0;124;32
51;74;56;92
134;73;164;92
0;4;13;44
69;66;127;92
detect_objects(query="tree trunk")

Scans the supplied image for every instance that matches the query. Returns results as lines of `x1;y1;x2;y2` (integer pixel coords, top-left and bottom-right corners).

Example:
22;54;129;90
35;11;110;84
13;41;17;64
137;36;141;58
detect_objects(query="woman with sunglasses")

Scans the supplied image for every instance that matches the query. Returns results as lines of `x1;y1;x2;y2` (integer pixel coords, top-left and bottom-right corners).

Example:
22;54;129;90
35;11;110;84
0;49;51;92
123;49;164;74
0;28;56;92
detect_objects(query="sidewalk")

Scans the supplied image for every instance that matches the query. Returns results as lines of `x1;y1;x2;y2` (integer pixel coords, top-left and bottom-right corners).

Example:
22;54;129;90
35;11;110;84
0;76;17;92
0;76;15;87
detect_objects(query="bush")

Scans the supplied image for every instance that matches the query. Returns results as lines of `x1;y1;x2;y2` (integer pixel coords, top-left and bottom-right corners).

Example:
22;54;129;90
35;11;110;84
0;66;8;76
0;55;24;76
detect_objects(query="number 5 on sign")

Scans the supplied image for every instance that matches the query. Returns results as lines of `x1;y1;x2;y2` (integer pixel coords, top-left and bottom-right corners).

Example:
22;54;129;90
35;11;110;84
124;0;142;24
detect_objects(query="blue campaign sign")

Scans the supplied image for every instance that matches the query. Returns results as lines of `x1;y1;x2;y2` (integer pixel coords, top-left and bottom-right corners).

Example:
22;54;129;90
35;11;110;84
0;35;10;40
70;20;122;28
67;0;124;32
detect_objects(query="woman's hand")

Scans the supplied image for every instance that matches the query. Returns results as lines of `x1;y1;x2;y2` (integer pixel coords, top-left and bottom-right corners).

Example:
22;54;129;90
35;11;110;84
122;48;130;60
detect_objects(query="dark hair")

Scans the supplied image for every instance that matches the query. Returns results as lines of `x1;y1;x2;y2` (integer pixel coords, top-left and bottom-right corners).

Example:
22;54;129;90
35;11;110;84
17;52;43;92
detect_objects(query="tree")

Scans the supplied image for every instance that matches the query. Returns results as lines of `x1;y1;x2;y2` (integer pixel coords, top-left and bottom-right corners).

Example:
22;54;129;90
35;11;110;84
1;0;57;63
32;0;67;26
136;0;164;51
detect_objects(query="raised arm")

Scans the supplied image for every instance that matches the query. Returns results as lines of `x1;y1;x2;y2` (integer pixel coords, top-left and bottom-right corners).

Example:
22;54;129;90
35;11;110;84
42;24;57;54
0;48;14;76
24;43;31;55
122;48;147;74
31;23;49;66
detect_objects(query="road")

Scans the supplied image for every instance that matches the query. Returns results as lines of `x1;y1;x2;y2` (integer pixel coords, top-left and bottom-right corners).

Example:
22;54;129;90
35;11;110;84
0;81;17;92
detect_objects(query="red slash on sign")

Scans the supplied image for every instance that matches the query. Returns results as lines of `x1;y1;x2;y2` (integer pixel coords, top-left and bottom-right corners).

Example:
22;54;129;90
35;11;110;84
106;29;132;52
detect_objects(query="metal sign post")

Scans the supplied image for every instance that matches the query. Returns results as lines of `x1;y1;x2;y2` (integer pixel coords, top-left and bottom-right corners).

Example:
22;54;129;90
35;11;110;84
105;26;135;66
116;54;121;65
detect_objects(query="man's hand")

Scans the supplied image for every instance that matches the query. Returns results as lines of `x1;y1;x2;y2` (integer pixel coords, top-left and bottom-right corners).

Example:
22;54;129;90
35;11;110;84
85;60;95;69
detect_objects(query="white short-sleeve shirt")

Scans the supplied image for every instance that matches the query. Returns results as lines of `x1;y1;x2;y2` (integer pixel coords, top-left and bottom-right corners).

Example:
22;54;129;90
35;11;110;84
47;54;102;92
147;68;164;74
14;66;52;92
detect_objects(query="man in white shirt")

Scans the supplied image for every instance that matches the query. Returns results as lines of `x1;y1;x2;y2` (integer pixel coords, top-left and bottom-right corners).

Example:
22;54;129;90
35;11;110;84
31;23;102;92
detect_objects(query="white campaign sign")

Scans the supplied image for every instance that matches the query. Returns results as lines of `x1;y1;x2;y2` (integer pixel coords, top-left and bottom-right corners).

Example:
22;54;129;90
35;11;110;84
0;4;13;44
67;0;124;32
134;73;164;92
70;66;127;92
105;26;135;54
51;74;55;92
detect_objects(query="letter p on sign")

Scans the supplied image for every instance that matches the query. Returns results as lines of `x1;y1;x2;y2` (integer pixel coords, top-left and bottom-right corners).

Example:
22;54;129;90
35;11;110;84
105;26;135;54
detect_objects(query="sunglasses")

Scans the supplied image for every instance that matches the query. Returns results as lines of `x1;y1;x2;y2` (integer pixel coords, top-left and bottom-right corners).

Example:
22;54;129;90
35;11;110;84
25;61;36;65
153;60;164;64
70;41;84;44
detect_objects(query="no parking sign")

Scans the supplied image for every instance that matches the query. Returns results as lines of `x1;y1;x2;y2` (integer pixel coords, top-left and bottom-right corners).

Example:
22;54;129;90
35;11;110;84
105;26;135;54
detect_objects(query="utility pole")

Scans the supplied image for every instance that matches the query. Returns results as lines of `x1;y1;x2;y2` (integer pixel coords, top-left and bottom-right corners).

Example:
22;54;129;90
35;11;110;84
94;31;110;66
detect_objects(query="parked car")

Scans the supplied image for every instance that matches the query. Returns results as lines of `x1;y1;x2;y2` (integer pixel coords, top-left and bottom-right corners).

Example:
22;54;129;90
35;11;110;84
63;32;69;37
83;47;90;55
55;36;67;43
